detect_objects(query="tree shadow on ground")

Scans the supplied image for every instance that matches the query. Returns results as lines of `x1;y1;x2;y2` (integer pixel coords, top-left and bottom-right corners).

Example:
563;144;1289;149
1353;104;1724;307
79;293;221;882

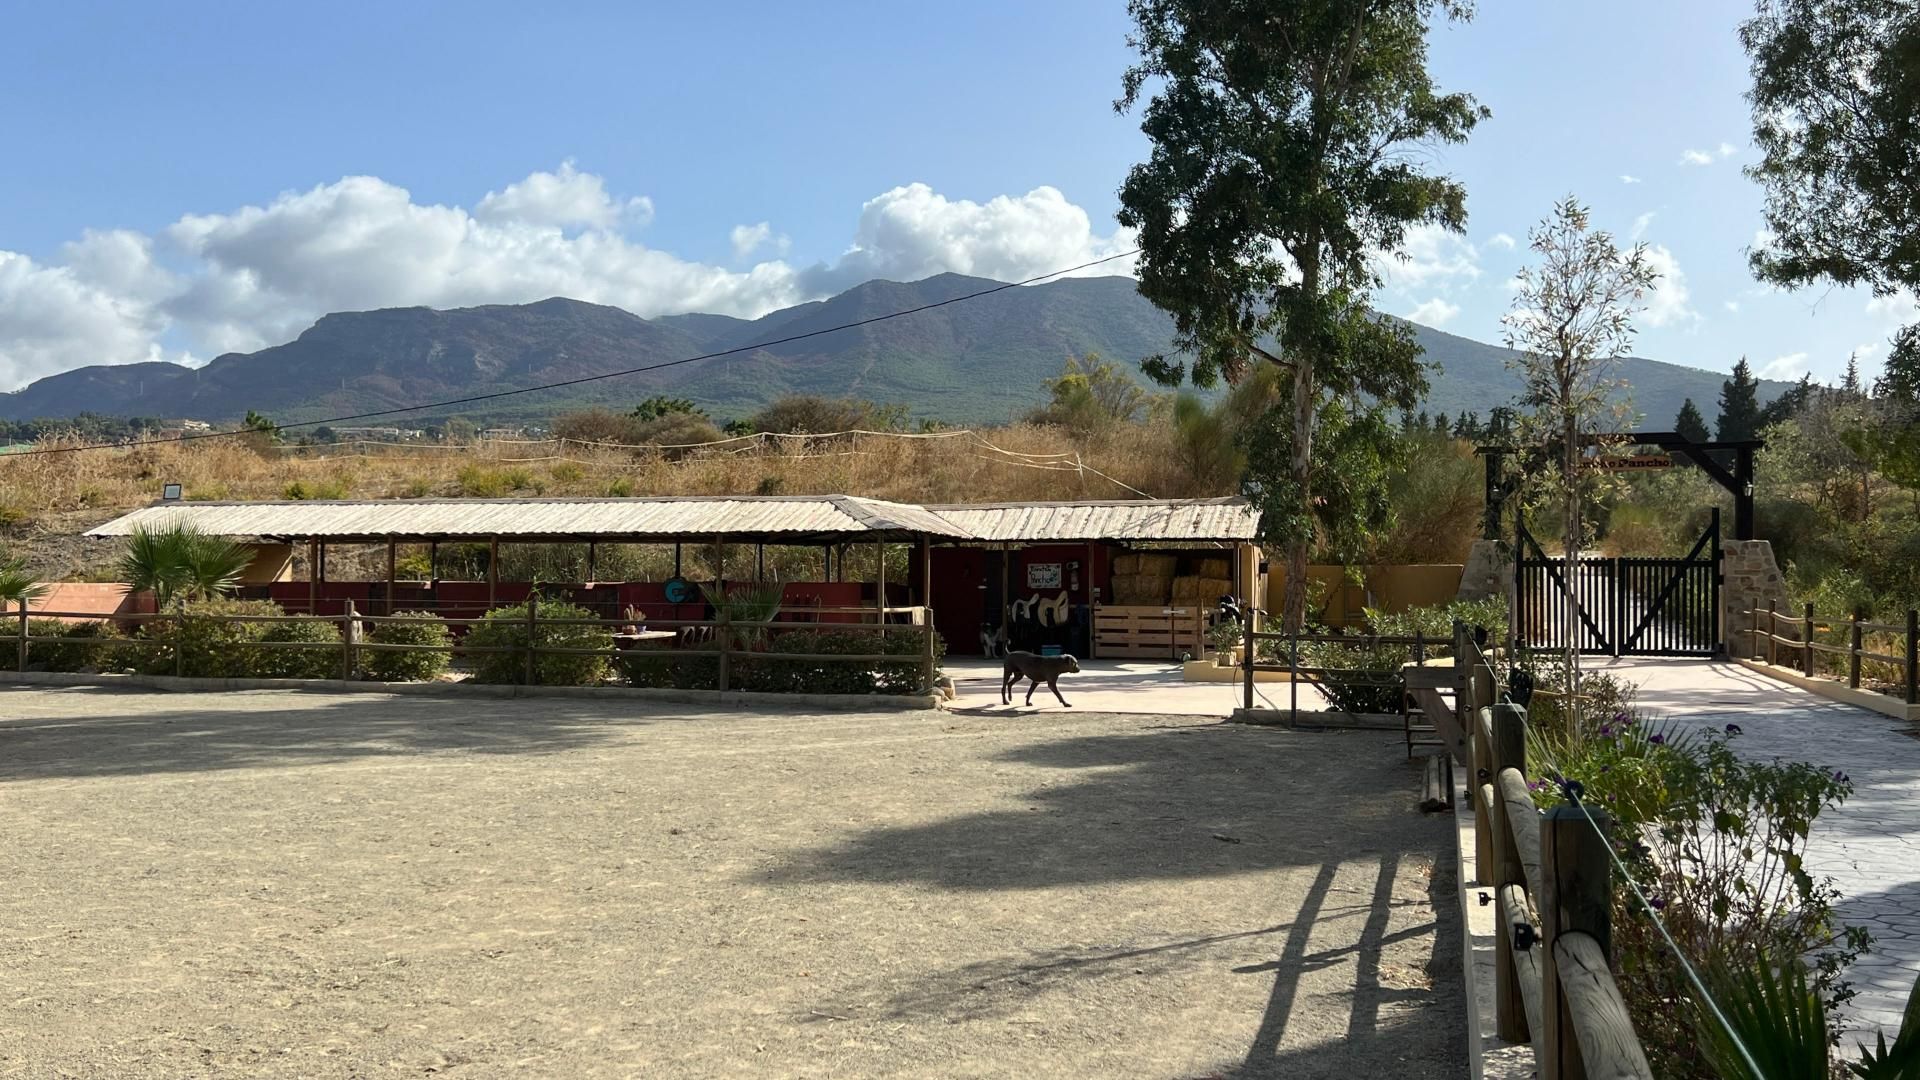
0;685;709;781
765;723;1464;1077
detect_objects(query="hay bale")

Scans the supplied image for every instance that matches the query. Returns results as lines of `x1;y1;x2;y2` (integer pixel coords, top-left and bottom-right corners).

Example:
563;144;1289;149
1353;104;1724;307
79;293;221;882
1112;553;1141;575
1171;576;1200;601
1137;553;1178;576
1195;557;1230;579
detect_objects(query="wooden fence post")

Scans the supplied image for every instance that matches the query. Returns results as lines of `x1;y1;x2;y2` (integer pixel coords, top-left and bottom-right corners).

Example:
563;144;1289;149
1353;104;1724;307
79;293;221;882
1490;702;1530;1043
1541;804;1613;1080
1766;600;1777;666
716;606;731;693
342;599;357;681
1243;610;1256;712
173;608;184;678
1850;609;1864;690
1907;609;1918;706
920;606;936;695
524;595;538;686
16;601;27;674
1803;602;1816;677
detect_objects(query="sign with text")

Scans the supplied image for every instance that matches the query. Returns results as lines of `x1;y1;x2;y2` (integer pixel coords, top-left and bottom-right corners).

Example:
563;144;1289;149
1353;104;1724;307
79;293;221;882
1583;454;1673;471
1026;562;1063;589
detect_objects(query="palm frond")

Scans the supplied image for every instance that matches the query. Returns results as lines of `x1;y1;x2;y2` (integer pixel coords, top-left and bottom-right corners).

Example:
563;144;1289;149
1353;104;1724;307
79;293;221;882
0;557;48;607
1695;949;1831;1080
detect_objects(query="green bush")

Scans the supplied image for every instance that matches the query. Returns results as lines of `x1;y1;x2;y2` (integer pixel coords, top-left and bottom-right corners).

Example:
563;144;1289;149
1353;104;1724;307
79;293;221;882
1275;598;1510;714
623;627;942;695
137;598;288;678
363;611;453;682
252;617;343;679
464;601;613;686
25;619;135;672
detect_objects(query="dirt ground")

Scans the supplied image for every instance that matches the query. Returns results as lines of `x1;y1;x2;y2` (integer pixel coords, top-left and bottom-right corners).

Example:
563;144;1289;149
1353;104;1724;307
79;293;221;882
0;686;1463;1079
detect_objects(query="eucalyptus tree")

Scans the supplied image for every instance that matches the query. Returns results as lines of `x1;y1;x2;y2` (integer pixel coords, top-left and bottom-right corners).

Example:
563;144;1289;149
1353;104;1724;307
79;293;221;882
1116;0;1487;630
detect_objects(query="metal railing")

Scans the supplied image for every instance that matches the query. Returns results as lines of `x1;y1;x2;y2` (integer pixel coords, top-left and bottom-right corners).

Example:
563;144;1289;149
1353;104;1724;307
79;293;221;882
8;600;940;695
1747;602;1918;704
1238;610;1443;720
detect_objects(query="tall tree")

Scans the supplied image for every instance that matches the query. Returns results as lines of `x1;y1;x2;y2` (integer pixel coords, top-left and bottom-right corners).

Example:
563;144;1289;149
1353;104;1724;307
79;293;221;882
1116;0;1486;630
1717;358;1765;442
1504;197;1656;696
1674;398;1711;444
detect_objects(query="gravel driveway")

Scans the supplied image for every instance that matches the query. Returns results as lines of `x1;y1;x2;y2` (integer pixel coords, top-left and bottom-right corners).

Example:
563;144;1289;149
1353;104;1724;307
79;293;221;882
0;686;1463;1079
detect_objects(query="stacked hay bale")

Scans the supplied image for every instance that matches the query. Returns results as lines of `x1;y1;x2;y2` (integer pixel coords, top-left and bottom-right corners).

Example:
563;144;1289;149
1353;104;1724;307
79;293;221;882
1108;551;1178;606
1170;556;1234;610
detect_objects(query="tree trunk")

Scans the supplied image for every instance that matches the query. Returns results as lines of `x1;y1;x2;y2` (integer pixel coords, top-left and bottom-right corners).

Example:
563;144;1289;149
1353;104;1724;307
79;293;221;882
1283;351;1315;633
1561;388;1582;718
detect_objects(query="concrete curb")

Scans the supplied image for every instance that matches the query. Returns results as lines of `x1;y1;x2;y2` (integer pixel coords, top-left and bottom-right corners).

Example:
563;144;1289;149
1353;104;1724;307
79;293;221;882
1734;658;1920;723
2;670;944;713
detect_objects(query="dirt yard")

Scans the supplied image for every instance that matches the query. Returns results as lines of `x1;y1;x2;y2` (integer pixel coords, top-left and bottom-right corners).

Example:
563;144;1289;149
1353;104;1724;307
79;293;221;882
0;686;1463;1079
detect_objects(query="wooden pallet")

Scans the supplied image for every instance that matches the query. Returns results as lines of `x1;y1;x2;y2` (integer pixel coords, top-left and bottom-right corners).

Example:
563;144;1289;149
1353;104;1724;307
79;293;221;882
1093;604;1204;660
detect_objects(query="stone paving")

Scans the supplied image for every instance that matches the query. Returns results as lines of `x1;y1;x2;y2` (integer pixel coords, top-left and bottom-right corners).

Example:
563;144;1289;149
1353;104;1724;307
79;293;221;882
1597;658;1920;1040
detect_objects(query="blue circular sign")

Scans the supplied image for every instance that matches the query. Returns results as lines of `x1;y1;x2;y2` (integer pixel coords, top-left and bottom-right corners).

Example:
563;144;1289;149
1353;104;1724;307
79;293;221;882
662;576;696;604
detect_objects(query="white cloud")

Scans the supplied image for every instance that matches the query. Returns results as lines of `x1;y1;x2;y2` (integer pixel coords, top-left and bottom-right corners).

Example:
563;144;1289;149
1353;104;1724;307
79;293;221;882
1641;245;1700;329
728;221;789;261
1717;141;1738;158
1678;149;1715;167
474;161;651;230
0;168;1138;390
1620;174;1642;185
1630;211;1656;240
1759;352;1808;380
1865;288;1917;323
1723;300;1740;314
1487;232;1516;251
1376;223;1481;291
1407;297;1461;327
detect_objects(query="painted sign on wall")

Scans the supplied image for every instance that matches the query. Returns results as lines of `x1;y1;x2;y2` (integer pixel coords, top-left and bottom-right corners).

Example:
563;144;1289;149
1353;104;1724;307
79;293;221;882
1026;562;1062;589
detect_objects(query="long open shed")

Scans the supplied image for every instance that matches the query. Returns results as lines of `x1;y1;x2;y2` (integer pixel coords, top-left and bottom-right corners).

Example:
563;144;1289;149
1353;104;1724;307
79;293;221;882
85;494;1262;657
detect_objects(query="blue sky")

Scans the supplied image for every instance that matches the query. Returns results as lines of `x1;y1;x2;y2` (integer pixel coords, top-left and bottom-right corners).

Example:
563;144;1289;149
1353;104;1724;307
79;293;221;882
1;0;1906;410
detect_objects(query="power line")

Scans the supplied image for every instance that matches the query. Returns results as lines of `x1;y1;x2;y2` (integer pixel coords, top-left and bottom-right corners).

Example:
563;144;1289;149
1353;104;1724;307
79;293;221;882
6;250;1139;459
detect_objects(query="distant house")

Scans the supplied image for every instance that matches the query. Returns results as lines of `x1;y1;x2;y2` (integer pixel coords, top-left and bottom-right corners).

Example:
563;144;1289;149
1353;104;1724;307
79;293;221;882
479;427;526;441
177;419;213;432
332;426;424;442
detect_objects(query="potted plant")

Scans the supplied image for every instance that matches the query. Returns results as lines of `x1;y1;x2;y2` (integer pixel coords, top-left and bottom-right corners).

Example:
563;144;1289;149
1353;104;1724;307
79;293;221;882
1206;618;1243;667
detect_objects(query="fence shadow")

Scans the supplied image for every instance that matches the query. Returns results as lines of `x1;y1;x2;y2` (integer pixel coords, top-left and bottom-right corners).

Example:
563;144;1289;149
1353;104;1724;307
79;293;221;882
0;685;697;781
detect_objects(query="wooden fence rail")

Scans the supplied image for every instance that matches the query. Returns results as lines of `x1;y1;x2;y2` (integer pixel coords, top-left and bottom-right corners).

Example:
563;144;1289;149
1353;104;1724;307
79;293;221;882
1747;603;1918;704
1454;636;1654;1080
8;600;940;694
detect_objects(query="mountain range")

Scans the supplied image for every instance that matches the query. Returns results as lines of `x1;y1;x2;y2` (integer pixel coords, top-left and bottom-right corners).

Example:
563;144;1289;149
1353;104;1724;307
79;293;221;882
0;273;1785;428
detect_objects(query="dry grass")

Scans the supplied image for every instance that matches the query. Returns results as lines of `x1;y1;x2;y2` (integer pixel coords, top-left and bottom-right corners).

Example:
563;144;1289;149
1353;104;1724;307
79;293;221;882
0;423;1229;578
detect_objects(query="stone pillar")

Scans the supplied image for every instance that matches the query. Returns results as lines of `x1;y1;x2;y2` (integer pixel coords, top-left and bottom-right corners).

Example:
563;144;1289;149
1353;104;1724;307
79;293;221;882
1456;538;1514;606
1721;539;1791;657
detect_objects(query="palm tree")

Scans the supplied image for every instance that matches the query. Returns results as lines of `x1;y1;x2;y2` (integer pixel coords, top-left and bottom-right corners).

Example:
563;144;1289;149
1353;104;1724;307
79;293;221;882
0;556;47;614
117;524;252;606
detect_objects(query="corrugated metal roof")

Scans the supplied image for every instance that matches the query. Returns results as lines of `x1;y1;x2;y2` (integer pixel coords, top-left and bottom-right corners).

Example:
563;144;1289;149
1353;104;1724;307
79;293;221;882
84;496;973;542
927;497;1259;542
83;495;1260;544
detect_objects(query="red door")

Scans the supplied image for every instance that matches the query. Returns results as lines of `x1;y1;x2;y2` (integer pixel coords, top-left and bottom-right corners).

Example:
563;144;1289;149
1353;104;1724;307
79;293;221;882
929;547;989;654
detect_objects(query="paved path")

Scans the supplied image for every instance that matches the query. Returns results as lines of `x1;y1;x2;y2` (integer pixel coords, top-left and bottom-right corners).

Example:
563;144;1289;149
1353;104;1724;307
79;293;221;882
1596;659;1920;1039
945;658;1331;716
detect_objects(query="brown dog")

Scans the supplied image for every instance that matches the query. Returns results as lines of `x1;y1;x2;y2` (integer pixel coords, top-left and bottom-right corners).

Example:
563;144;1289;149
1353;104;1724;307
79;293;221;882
1002;650;1080;707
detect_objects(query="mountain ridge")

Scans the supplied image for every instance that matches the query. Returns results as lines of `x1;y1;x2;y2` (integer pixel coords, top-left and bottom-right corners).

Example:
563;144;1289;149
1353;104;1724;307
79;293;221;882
0;274;1786;428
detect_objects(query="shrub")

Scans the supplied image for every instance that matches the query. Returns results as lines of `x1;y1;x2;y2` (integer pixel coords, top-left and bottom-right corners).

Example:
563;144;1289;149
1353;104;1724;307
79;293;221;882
458;465;511;498
363;611;452;682
1287;598;1510;714
22;619;133;672
251;617;343;679
137;598;286;678
282;478;350;500
623;627;942;695
464;601;612;685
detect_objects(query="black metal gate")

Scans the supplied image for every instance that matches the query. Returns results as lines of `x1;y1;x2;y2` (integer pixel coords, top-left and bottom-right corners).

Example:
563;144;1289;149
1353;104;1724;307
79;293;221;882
1516;509;1721;657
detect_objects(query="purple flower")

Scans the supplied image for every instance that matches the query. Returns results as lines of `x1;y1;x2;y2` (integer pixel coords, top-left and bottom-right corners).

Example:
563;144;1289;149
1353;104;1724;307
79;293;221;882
1649;896;1666;911
1613;711;1630;726
1649;734;1666;745
1557;778;1586;802
1599;724;1614;737
1834;770;1850;783
1725;723;1743;736
1600;765;1611;773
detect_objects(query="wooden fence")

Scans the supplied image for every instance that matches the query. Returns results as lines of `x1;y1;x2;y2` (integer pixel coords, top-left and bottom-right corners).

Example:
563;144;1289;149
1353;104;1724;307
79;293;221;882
1238;616;1440;717
1747;602;1919;704
10;600;939;694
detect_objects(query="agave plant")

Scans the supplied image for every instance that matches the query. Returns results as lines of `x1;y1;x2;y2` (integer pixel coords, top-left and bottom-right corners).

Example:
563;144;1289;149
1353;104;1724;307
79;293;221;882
0;556;48;612
1694;949;1920;1079
701;581;783;651
117;524;253;607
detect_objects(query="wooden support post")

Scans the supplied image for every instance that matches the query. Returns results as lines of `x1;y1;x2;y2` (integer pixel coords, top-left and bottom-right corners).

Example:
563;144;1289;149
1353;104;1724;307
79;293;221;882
386;541;397;616
16;601;27;673
429;541;439;585
1850;609;1864;689
308;540;319;615
674;542;682;579
1803;601;1816;677
999;543;1011;652
875;541;886;627
1908;609;1918;706
1541;804;1614;1080
1490;703;1531;1044
342;598;357;681
488;538;499;609
716;605;731;693
755;543;764;583
524;595;538;686
587;541;597;583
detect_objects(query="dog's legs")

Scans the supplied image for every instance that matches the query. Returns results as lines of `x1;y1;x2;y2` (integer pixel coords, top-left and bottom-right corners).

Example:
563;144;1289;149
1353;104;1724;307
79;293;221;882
1047;676;1071;708
1001;669;1013;704
1025;677;1037;705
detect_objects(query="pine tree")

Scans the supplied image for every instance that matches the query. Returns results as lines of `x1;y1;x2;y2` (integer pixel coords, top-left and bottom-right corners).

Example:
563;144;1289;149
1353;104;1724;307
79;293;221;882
1674;398;1711;444
1716;358;1764;441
